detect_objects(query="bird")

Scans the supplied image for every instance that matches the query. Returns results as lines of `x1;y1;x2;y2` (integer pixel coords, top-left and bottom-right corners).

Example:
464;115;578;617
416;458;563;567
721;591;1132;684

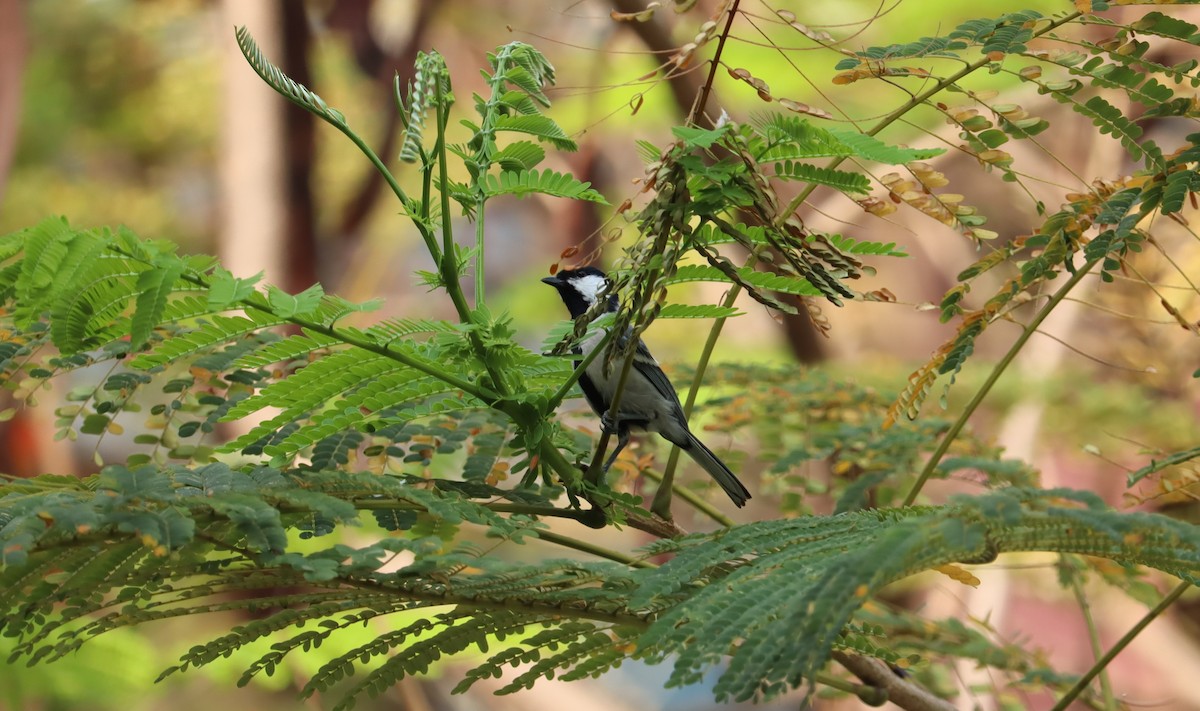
541;266;751;508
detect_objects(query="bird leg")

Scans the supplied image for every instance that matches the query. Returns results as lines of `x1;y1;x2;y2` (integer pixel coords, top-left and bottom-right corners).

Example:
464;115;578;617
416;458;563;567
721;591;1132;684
599;412;631;472
599;411;618;436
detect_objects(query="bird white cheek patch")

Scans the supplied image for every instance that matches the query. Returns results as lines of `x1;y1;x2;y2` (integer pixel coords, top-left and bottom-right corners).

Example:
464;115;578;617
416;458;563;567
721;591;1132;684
570;274;609;304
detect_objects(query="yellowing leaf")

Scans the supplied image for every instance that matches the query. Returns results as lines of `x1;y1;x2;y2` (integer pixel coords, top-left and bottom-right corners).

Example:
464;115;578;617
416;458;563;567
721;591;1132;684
936;564;980;587
611;3;659;21
778;98;832;119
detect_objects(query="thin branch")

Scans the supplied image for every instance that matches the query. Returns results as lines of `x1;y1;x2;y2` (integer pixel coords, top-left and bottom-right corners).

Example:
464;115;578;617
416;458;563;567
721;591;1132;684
1051;581;1191;711
533;529;657;568
687;0;740;126
1063;556;1117;710
833;651;956;711
902;257;1099;506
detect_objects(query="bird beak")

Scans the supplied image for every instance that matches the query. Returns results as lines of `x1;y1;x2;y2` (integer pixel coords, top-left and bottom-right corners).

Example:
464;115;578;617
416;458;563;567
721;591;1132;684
541;276;562;287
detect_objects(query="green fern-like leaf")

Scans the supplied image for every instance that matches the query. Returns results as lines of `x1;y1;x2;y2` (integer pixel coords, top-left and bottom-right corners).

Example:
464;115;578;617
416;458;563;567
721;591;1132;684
50;254;143;355
825;233;907;257
771;161;871;194
666;264;822;296
493;140;546;171
656;303;743;319
230;329;341;369
493;115;576;151
398;51;449;163
1161;166;1200;215
235;26;346;127
131;260;186;349
1128;10;1199;42
130;311;289;370
1068;95;1150;165
824;125;944;163
481;169;607;203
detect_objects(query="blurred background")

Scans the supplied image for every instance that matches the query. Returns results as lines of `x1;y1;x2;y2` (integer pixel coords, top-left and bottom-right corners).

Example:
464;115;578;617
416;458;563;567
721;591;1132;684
1;0;1199;709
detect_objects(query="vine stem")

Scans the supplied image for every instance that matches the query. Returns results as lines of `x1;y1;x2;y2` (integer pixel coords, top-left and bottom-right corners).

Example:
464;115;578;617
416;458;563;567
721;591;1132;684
1051;581;1190;711
330;117;440;264
901;258;1098;506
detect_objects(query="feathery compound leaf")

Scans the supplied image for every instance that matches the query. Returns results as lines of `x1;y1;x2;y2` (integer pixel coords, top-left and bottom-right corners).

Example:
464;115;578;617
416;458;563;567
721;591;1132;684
1065;95;1151;166
1161;167;1200;215
50;254;143;354
131;259;185;350
753;115;857;159
235;27;346;126
667;264;823;296
130;310;288;370
482;169;607;203
207;268;262;309
493;140;546;171
12;217;74;321
771;161;871;194
656;303;743;319
230;329;342;369
826;233;906;256
220;349;398;423
266;283;325;318
399;51;450;163
494;115;576;151
633;489;1200;702
823;126;944;163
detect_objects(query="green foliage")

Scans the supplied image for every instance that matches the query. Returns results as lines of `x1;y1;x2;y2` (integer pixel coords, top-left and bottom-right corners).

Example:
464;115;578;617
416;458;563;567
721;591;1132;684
4;466;1198;707
481;168;608;203
236;26;347;128
3;6;1200;710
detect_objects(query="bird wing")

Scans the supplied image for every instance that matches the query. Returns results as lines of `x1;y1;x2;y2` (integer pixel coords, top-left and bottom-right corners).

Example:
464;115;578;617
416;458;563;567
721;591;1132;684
630;337;686;412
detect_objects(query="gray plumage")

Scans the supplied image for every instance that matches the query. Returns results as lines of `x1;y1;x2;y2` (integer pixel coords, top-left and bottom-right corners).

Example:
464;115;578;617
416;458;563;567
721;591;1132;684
542;268;751;508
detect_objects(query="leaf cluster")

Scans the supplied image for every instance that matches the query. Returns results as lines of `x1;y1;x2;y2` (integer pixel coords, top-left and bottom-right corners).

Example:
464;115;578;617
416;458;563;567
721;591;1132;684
3;7;1200;710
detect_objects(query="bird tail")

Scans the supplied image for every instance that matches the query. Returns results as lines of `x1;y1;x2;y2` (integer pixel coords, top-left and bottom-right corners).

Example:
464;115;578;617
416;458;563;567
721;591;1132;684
680;431;751;508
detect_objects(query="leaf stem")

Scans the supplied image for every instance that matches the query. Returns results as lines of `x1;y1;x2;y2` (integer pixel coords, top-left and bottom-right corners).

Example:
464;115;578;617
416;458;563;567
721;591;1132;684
1051;581;1190;711
656;251;760;524
676;11;1085;500
532;529;656;568
346;497;593;523
775;10;1084;222
902;258;1098;506
814;671;888;706
687;0;741;126
640;466;733;527
1061;556;1116;710
546;328;615;411
132;254;494;404
431;84;479;331
332;122;442;265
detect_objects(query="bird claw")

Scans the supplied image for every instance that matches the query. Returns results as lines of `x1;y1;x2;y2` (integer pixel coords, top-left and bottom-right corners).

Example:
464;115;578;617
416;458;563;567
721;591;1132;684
600;412;618;435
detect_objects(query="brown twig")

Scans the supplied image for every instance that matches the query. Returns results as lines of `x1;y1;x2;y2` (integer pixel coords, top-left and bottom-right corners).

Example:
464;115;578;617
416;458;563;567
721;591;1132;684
833;651;956;711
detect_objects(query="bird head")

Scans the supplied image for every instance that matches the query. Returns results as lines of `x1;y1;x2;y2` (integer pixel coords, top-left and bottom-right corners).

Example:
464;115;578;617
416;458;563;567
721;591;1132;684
541;267;615;317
